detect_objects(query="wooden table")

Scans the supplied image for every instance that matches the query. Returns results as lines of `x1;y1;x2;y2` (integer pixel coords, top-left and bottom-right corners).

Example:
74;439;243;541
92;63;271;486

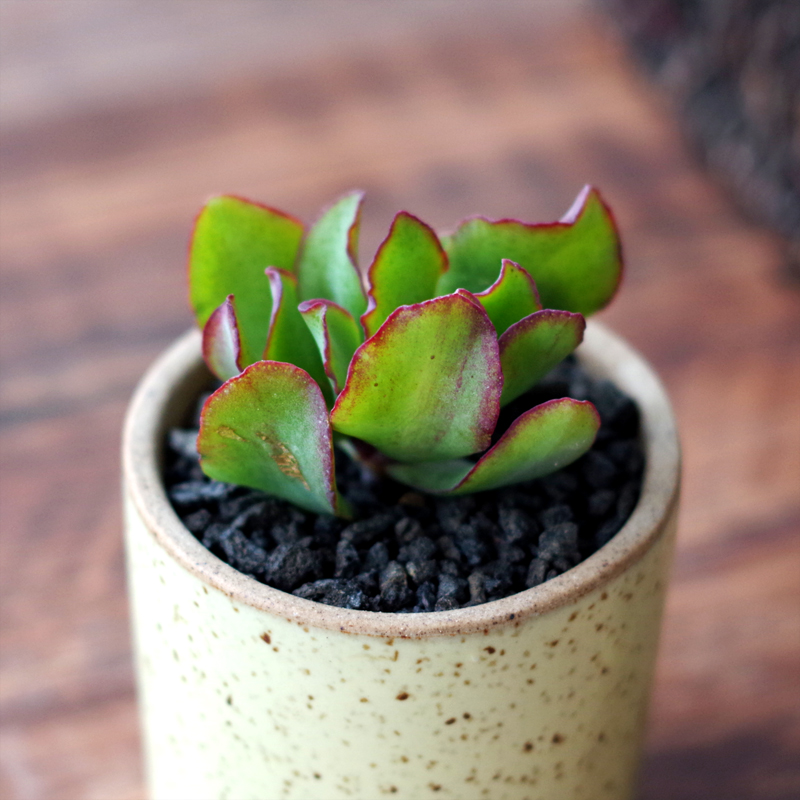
1;3;798;798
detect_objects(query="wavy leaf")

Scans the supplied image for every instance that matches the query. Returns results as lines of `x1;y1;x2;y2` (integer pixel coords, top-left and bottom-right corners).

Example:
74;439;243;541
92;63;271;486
297;191;367;319
202;295;243;381
437;186;622;316
361;212;448;337
330;294;502;463
388;398;600;494
197;361;348;516
298;299;364;395
467;259;542;336
189;195;304;365
499;310;585;406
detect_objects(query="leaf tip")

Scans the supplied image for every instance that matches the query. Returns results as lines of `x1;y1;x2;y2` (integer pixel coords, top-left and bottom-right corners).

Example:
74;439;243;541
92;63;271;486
202;294;243;380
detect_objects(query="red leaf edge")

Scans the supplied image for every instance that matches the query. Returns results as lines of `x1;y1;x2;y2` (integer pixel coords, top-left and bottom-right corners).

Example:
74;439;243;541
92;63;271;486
198;359;342;515
331;292;503;453
448;186;624;308
187;194;305;317
361;210;449;336
473;258;542;309
201;294;243;377
452;397;600;492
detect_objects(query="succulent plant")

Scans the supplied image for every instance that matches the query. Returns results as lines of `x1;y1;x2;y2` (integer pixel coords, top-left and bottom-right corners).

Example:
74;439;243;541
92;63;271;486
189;187;622;516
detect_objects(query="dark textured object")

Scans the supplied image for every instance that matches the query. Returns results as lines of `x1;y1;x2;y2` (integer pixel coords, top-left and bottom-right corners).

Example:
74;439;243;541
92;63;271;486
537;523;580;562
600;0;800;278
379;561;413;611
588;489;617;518
263;539;323;591
183;508;212;534
293;578;366;611
334;539;361;579
363;541;390;572
414;582;437;613
218;528;267;577
526;559;550;589
498;506;537;543
435;574;469;611
164;359;645;612
168;480;236;508
406;559;439;586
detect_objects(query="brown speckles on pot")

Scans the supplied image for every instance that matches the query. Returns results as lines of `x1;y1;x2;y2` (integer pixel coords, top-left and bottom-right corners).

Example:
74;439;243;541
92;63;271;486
123;323;680;799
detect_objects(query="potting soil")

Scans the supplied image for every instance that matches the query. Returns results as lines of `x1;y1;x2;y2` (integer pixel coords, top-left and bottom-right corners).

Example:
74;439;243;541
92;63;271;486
164;358;644;613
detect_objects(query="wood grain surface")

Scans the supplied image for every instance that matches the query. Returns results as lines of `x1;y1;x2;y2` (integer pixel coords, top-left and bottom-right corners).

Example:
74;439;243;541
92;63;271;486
1;3;798;799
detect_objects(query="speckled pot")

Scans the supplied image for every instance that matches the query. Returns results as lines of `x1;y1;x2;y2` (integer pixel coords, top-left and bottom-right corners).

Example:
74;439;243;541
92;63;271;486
122;322;680;800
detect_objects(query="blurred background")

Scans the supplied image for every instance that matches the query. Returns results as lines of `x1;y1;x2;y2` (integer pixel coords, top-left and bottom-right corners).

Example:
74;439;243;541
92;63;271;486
1;1;798;798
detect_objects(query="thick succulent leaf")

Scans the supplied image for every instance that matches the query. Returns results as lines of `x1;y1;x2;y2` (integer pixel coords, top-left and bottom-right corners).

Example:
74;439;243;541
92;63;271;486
437;186;622;316
298;299;364;395
361;212;448;337
202;295;243;381
468;259;542;336
297;191;367;319
197;361;348;516
189;195;304;365
388;398;600;495
330;293;502;463
499;310;585;406
263;268;333;406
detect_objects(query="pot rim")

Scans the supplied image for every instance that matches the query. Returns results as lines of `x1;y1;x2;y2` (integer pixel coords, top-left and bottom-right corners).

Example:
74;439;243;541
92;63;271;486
123;322;680;638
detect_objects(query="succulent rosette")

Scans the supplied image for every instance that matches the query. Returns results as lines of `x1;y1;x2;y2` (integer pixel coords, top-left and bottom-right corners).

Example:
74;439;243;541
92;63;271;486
189;188;622;516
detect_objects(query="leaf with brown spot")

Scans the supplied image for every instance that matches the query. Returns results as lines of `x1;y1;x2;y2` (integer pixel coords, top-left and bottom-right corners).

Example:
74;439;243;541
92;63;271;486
198;361;348;516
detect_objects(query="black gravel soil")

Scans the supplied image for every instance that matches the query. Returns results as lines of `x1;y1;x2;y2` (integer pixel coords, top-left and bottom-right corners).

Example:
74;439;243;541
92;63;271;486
164;358;644;613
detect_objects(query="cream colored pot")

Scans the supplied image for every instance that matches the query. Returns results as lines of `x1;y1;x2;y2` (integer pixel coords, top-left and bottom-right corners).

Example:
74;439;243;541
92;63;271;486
123;322;680;800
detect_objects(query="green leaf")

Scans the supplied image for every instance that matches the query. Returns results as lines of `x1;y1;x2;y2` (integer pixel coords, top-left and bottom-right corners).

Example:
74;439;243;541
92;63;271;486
361;211;448;337
298;299;364;395
197;361;348;516
263;268;333;406
330;294;502;463
202;295;243;380
189;195;304;365
437;186;622;316
465;259;542;336
499;310;585;406
297;191;368;320
388;398;600;494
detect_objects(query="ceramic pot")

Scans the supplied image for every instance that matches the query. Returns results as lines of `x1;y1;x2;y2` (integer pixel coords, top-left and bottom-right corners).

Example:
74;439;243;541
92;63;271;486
122;322;680;800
